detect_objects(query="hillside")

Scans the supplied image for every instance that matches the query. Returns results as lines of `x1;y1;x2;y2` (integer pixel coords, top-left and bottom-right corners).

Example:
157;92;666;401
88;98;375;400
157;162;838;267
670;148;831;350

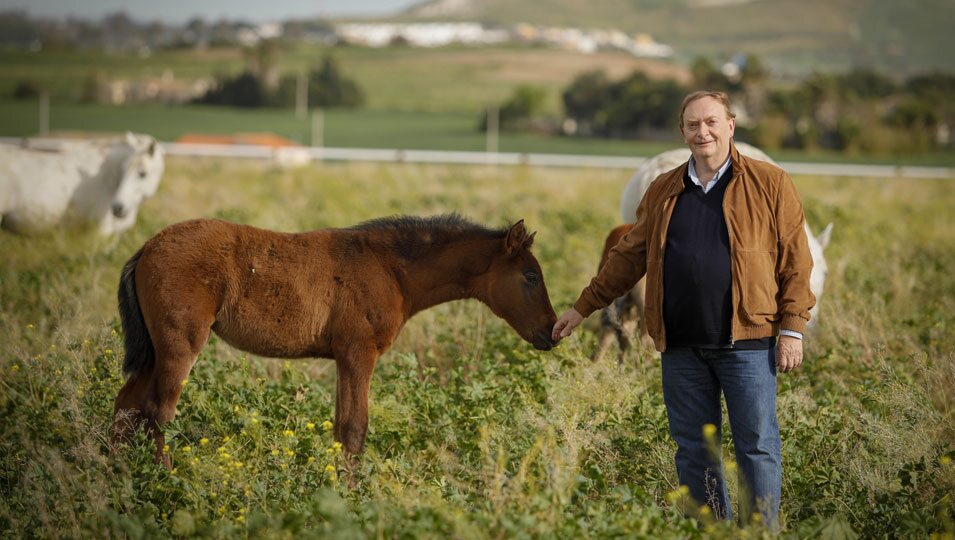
395;0;955;77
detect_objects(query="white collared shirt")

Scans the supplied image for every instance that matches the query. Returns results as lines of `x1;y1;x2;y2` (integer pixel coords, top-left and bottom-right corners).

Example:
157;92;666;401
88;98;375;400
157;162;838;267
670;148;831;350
686;154;803;341
687;154;732;194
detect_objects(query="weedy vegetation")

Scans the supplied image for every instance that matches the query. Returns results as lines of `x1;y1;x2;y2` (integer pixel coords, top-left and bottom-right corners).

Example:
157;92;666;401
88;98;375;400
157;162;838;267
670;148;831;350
1;158;953;538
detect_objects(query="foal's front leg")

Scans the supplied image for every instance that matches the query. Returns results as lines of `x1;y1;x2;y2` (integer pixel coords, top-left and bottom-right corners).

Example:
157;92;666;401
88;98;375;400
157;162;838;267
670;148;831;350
333;346;379;454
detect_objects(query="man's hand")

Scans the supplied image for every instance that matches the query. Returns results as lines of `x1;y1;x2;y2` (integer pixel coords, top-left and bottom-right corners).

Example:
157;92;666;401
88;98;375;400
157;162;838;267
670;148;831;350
552;309;584;342
776;335;803;373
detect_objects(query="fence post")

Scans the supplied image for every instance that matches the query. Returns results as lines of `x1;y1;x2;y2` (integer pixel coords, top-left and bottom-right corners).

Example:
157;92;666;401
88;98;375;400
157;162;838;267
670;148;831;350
311;109;324;150
486;105;499;162
39;91;50;136
295;71;308;119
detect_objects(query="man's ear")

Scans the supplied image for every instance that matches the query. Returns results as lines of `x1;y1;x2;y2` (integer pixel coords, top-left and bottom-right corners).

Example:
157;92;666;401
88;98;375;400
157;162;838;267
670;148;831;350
505;219;527;255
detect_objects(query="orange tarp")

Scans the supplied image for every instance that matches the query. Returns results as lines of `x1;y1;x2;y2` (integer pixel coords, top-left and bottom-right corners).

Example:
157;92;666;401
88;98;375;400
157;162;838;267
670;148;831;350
176;133;301;148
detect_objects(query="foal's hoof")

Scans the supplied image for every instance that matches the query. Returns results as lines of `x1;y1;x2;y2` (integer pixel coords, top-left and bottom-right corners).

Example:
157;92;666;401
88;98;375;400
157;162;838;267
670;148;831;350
155;451;173;470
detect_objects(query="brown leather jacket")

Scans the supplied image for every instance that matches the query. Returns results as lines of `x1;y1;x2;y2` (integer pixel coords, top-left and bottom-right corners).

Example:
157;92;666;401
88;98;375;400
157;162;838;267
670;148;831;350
574;144;815;352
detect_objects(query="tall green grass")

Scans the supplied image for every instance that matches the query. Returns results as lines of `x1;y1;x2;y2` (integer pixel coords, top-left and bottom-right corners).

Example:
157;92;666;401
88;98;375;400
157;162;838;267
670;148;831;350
1;158;953;537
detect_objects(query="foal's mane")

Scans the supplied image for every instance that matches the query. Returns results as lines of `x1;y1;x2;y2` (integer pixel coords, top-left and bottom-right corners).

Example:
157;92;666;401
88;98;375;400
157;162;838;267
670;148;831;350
348;214;507;261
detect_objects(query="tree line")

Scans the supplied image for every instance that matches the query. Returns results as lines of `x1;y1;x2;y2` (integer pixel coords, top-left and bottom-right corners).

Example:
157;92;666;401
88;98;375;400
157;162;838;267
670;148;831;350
490;55;954;155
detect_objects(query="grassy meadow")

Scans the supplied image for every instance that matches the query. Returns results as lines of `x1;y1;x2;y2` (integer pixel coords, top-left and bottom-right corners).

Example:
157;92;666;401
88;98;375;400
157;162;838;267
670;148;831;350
1;157;954;538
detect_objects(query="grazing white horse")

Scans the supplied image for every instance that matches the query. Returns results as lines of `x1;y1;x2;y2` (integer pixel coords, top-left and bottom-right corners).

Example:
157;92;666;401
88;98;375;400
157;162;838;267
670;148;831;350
594;142;833;363
0;132;164;235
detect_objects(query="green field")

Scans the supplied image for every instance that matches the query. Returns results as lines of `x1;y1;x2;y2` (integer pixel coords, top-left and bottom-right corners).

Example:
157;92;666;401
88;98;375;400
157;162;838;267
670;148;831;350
5;100;955;167
3;44;955;166
0;44;687;114
1;157;953;537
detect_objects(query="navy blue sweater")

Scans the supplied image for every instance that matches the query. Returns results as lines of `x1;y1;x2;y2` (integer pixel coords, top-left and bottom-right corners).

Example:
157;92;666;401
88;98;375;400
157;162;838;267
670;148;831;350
662;166;771;350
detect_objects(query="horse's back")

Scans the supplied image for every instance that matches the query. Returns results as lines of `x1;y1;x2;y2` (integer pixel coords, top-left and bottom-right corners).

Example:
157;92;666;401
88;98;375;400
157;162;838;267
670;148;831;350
0;142;106;231
136;220;401;359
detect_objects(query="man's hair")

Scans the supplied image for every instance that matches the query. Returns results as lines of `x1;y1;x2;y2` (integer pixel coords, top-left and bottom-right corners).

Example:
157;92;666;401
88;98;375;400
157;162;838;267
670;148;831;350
679;91;735;128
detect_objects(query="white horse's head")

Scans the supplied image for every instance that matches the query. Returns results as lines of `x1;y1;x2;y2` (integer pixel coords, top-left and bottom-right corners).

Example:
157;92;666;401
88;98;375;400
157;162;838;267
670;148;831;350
110;132;164;224
806;222;833;328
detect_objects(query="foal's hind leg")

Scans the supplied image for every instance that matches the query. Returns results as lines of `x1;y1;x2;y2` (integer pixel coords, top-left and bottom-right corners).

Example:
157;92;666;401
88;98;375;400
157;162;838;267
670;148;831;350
114;314;213;468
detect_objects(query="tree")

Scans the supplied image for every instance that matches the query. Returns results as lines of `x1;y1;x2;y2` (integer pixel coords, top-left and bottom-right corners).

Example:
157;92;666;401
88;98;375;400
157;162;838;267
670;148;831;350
480;85;548;131
308;56;364;108
195;71;266;108
562;70;612;131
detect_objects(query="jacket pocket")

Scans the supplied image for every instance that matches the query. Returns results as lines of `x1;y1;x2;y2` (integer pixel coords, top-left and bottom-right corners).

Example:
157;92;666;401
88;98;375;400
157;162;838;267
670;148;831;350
644;258;662;336
739;250;778;324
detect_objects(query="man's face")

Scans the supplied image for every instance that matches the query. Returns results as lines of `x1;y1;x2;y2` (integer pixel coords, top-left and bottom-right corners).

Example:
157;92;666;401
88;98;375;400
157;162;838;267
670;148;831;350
681;97;735;164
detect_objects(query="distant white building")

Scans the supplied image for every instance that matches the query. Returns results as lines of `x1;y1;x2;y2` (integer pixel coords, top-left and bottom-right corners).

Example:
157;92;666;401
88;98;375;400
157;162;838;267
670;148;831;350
332;22;672;58
336;23;509;48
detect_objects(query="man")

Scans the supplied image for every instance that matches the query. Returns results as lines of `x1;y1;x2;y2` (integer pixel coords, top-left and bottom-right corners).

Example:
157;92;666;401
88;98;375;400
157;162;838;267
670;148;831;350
551;91;814;527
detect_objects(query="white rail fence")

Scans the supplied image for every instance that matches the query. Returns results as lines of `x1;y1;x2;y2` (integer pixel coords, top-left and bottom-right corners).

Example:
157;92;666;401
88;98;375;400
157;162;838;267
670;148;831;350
2;137;953;179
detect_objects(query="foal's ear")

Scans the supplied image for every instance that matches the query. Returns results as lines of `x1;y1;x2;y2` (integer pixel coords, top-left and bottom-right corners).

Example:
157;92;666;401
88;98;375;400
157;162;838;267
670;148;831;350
505;219;528;254
148;139;157;157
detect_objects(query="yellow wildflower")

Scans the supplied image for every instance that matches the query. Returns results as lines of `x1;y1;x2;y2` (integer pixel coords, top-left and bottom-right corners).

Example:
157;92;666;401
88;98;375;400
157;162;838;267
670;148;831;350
271;449;279;456
678;485;689;496
332;442;343;453
308;456;316;463
180;378;188;387
325;464;336;473
199;438;209;446
26;324;35;330
182;446;192;453
321;420;333;431
162;444;170;453
11;365;19;372
285;449;295;457
283;430;295;438
306;422;316;430
941;456;952;466
702;424;717;438
280;463;288;469
237;515;245;524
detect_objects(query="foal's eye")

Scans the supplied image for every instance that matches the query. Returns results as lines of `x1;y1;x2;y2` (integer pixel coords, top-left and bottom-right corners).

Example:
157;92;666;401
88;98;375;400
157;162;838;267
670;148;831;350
138;170;147;179
523;270;539;285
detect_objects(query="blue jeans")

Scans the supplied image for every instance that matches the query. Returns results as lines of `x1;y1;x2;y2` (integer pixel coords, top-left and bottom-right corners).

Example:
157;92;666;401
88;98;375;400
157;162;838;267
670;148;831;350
661;345;781;527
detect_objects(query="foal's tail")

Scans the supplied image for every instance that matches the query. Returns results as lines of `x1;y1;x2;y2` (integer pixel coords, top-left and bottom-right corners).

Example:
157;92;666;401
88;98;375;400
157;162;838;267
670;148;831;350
118;247;154;378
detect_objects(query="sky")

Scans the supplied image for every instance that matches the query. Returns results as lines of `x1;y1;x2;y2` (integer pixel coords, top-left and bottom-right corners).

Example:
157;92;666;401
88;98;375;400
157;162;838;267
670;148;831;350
0;0;423;23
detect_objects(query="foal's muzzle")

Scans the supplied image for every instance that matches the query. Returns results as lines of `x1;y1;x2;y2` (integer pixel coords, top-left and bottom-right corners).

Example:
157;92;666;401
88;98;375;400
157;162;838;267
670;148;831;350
533;330;557;351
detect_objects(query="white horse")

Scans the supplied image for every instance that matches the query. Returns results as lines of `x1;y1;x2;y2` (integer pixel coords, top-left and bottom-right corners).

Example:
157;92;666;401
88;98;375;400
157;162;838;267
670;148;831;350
594;142;833;363
0;132;165;235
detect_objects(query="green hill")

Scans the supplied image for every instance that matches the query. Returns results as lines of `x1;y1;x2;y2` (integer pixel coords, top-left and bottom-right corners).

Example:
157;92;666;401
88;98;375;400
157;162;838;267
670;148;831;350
395;0;955;76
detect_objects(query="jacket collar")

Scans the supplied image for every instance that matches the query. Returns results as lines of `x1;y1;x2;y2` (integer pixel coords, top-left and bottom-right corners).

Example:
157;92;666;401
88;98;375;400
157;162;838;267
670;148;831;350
663;141;745;200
